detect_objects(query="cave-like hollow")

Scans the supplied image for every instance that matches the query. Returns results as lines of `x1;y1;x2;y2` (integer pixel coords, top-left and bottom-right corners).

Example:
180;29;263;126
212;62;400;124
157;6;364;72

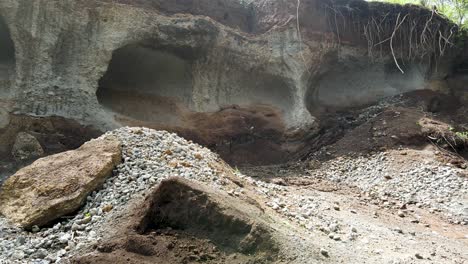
0;16;15;83
305;60;427;114
96;42;296;128
97;44;194;125
97;43;297;165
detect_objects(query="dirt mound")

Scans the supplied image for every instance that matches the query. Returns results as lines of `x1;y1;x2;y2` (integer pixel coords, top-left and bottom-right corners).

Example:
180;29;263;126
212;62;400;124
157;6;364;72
400;89;462;114
106;90;292;166
327;107;425;155
310;90;468;163
73;177;279;264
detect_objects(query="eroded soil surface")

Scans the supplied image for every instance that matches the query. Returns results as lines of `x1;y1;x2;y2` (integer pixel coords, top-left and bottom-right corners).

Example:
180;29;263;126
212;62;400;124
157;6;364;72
0;90;467;263
74;178;278;264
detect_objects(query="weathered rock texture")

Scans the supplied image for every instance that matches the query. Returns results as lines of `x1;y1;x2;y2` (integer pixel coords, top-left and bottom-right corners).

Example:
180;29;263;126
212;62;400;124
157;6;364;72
0;0;463;165
11;131;44;161
0;136;121;228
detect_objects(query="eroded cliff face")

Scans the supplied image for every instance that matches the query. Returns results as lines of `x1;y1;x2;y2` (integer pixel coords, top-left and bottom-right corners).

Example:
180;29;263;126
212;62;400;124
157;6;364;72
0;0;462;165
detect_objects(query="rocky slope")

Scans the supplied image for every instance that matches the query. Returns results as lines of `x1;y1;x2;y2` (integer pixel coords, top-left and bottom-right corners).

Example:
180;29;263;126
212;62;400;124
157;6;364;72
0;126;466;263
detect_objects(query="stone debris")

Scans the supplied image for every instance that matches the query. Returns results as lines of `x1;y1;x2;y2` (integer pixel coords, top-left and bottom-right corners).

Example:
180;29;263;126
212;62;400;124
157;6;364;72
0;127;466;263
0;127;238;262
310;152;468;224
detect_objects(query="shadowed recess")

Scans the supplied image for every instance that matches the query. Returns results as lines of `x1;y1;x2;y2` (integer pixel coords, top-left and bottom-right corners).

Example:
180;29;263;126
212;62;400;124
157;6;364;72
0;16;15;82
97;44;193;124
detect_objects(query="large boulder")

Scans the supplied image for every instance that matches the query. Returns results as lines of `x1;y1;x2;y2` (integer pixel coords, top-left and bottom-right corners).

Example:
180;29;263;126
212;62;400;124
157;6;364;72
11;132;44;161
0;136;122;228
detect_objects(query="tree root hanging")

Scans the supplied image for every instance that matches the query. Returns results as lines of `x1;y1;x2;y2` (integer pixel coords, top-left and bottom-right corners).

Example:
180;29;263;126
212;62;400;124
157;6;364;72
322;1;458;72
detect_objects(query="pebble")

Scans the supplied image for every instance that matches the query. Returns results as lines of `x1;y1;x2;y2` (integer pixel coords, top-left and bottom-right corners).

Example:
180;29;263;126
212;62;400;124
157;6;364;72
58;233;71;244
35;248;48;259
16;236;26;245
320;248;329;257
31;226;40;233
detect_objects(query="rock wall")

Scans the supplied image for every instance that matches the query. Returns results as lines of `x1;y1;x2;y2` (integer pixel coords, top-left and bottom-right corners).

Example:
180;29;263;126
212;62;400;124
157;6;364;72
0;0;460;164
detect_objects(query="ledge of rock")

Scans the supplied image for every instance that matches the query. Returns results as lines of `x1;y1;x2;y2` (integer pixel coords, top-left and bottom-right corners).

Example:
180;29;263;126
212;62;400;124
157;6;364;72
0;136;122;228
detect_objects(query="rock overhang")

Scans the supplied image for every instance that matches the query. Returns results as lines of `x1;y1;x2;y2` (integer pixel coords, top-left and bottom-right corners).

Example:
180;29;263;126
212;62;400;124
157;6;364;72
0;0;462;165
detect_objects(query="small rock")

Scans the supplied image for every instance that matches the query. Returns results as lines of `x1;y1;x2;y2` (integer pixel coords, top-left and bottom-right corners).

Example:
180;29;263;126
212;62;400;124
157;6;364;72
77;217;92;225
102;204;113;213
320;248;329;257
35;248;48;259
12;250;25;260
31;225;41;233
415;253;424;259
71;223;84;231
188;255;200;261
59;233;71;244
16;236;26;245
89;208;98;216
397;210;405;217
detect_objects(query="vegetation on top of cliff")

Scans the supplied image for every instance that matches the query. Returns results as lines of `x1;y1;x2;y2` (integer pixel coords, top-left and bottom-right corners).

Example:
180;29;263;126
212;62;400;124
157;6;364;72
322;0;460;73
370;0;467;28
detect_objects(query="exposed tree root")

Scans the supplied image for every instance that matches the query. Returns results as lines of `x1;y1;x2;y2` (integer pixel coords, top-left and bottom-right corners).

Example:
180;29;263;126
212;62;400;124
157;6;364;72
322;1;458;71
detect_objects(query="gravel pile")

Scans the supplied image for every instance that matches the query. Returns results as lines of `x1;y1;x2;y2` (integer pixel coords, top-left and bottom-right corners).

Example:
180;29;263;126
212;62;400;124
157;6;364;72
313;152;468;224
0;127;466;263
0;127;235;263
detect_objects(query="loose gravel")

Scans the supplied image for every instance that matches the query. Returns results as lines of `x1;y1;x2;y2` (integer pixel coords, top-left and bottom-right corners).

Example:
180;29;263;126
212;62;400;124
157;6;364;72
312;152;468;224
0;127;467;263
0;127;235;263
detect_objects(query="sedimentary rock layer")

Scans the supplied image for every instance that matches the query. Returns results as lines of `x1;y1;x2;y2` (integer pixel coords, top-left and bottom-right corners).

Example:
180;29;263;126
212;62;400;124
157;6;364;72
0;0;461;164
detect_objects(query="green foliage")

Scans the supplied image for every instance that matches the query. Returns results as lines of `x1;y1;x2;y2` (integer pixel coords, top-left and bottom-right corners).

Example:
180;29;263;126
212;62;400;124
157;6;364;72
455;131;468;141
370;0;468;29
